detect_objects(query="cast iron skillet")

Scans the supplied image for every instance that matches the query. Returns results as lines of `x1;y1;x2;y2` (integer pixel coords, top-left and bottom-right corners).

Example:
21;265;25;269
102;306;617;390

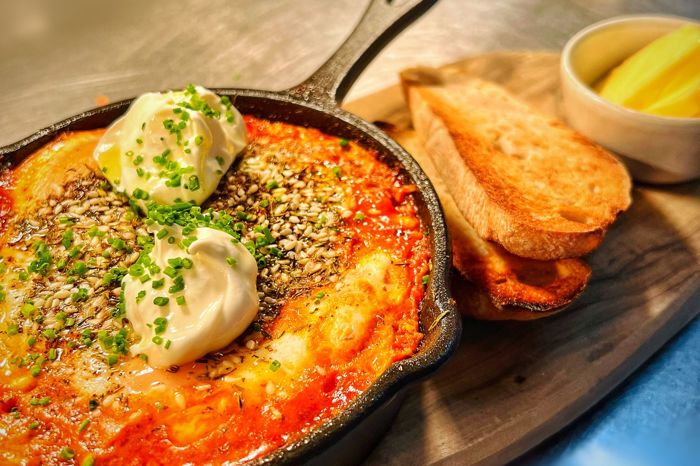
0;0;462;464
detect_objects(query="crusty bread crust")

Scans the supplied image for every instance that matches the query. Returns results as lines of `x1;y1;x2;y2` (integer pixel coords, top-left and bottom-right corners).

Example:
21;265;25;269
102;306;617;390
402;69;632;260
452;275;571;321
385;124;590;318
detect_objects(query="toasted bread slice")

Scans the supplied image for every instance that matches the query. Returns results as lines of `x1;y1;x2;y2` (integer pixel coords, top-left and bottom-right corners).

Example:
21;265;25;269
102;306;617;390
384;124;590;319
401;68;632;260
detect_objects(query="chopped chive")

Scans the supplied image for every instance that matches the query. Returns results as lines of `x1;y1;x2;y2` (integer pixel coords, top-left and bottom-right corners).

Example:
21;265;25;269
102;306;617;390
132;188;149;200
87;225;105;237
153;297;169;306
78;418;90;432
154;317;167;335
29;396;50;406
61;229;74;249
55;258;67;271
168;276;184;294
269;360;281;372
69;244;83;258
60;447;75;460
71;261;88;276
187;175;200;191
71;288;89;302
168;258;184;269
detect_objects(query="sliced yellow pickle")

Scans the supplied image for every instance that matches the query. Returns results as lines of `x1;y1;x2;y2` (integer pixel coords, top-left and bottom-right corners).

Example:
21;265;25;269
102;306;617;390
597;24;700;118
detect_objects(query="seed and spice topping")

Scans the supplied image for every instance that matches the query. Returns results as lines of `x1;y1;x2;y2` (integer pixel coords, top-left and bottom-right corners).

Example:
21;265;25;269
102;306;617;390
1;177;142;372
206;133;349;320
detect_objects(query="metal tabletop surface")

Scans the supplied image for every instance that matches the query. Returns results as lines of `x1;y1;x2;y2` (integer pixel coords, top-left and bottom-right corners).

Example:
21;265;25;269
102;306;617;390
2;1;699;465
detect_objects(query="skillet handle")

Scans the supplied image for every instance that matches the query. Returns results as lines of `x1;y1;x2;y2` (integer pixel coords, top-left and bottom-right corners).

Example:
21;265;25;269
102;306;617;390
286;0;437;105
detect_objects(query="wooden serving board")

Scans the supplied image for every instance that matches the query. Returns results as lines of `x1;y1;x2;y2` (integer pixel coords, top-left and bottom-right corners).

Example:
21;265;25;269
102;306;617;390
343;52;700;466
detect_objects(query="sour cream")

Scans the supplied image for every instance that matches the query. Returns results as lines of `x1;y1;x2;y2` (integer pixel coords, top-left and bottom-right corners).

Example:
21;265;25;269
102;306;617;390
94;85;247;206
125;227;259;368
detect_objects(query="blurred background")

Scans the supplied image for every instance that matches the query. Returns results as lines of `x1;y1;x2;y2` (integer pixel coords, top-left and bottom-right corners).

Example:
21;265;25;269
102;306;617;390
1;1;699;465
1;0;698;145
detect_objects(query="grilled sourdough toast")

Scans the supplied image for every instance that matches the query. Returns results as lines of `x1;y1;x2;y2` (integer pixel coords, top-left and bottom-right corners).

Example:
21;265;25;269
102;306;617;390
386;124;590;319
401;68;632;260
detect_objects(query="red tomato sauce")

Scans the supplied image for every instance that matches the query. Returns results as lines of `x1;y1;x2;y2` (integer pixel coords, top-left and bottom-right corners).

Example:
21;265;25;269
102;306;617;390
0;172;13;234
0;117;430;465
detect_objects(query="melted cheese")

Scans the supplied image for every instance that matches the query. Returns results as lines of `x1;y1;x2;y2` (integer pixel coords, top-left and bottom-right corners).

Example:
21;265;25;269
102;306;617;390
0;124;429;464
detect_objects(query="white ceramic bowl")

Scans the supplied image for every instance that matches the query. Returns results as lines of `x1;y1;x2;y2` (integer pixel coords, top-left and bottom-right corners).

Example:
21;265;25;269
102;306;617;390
561;15;700;184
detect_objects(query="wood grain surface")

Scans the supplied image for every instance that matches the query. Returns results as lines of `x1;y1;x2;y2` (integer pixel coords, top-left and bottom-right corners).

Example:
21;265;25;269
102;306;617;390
343;52;700;466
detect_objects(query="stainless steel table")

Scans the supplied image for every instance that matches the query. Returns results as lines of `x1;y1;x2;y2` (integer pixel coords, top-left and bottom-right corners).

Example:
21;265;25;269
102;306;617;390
2;1;699;465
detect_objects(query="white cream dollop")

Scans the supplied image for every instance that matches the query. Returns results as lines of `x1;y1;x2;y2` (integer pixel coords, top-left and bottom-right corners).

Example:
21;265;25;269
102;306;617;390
125;227;259;368
94;85;246;205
